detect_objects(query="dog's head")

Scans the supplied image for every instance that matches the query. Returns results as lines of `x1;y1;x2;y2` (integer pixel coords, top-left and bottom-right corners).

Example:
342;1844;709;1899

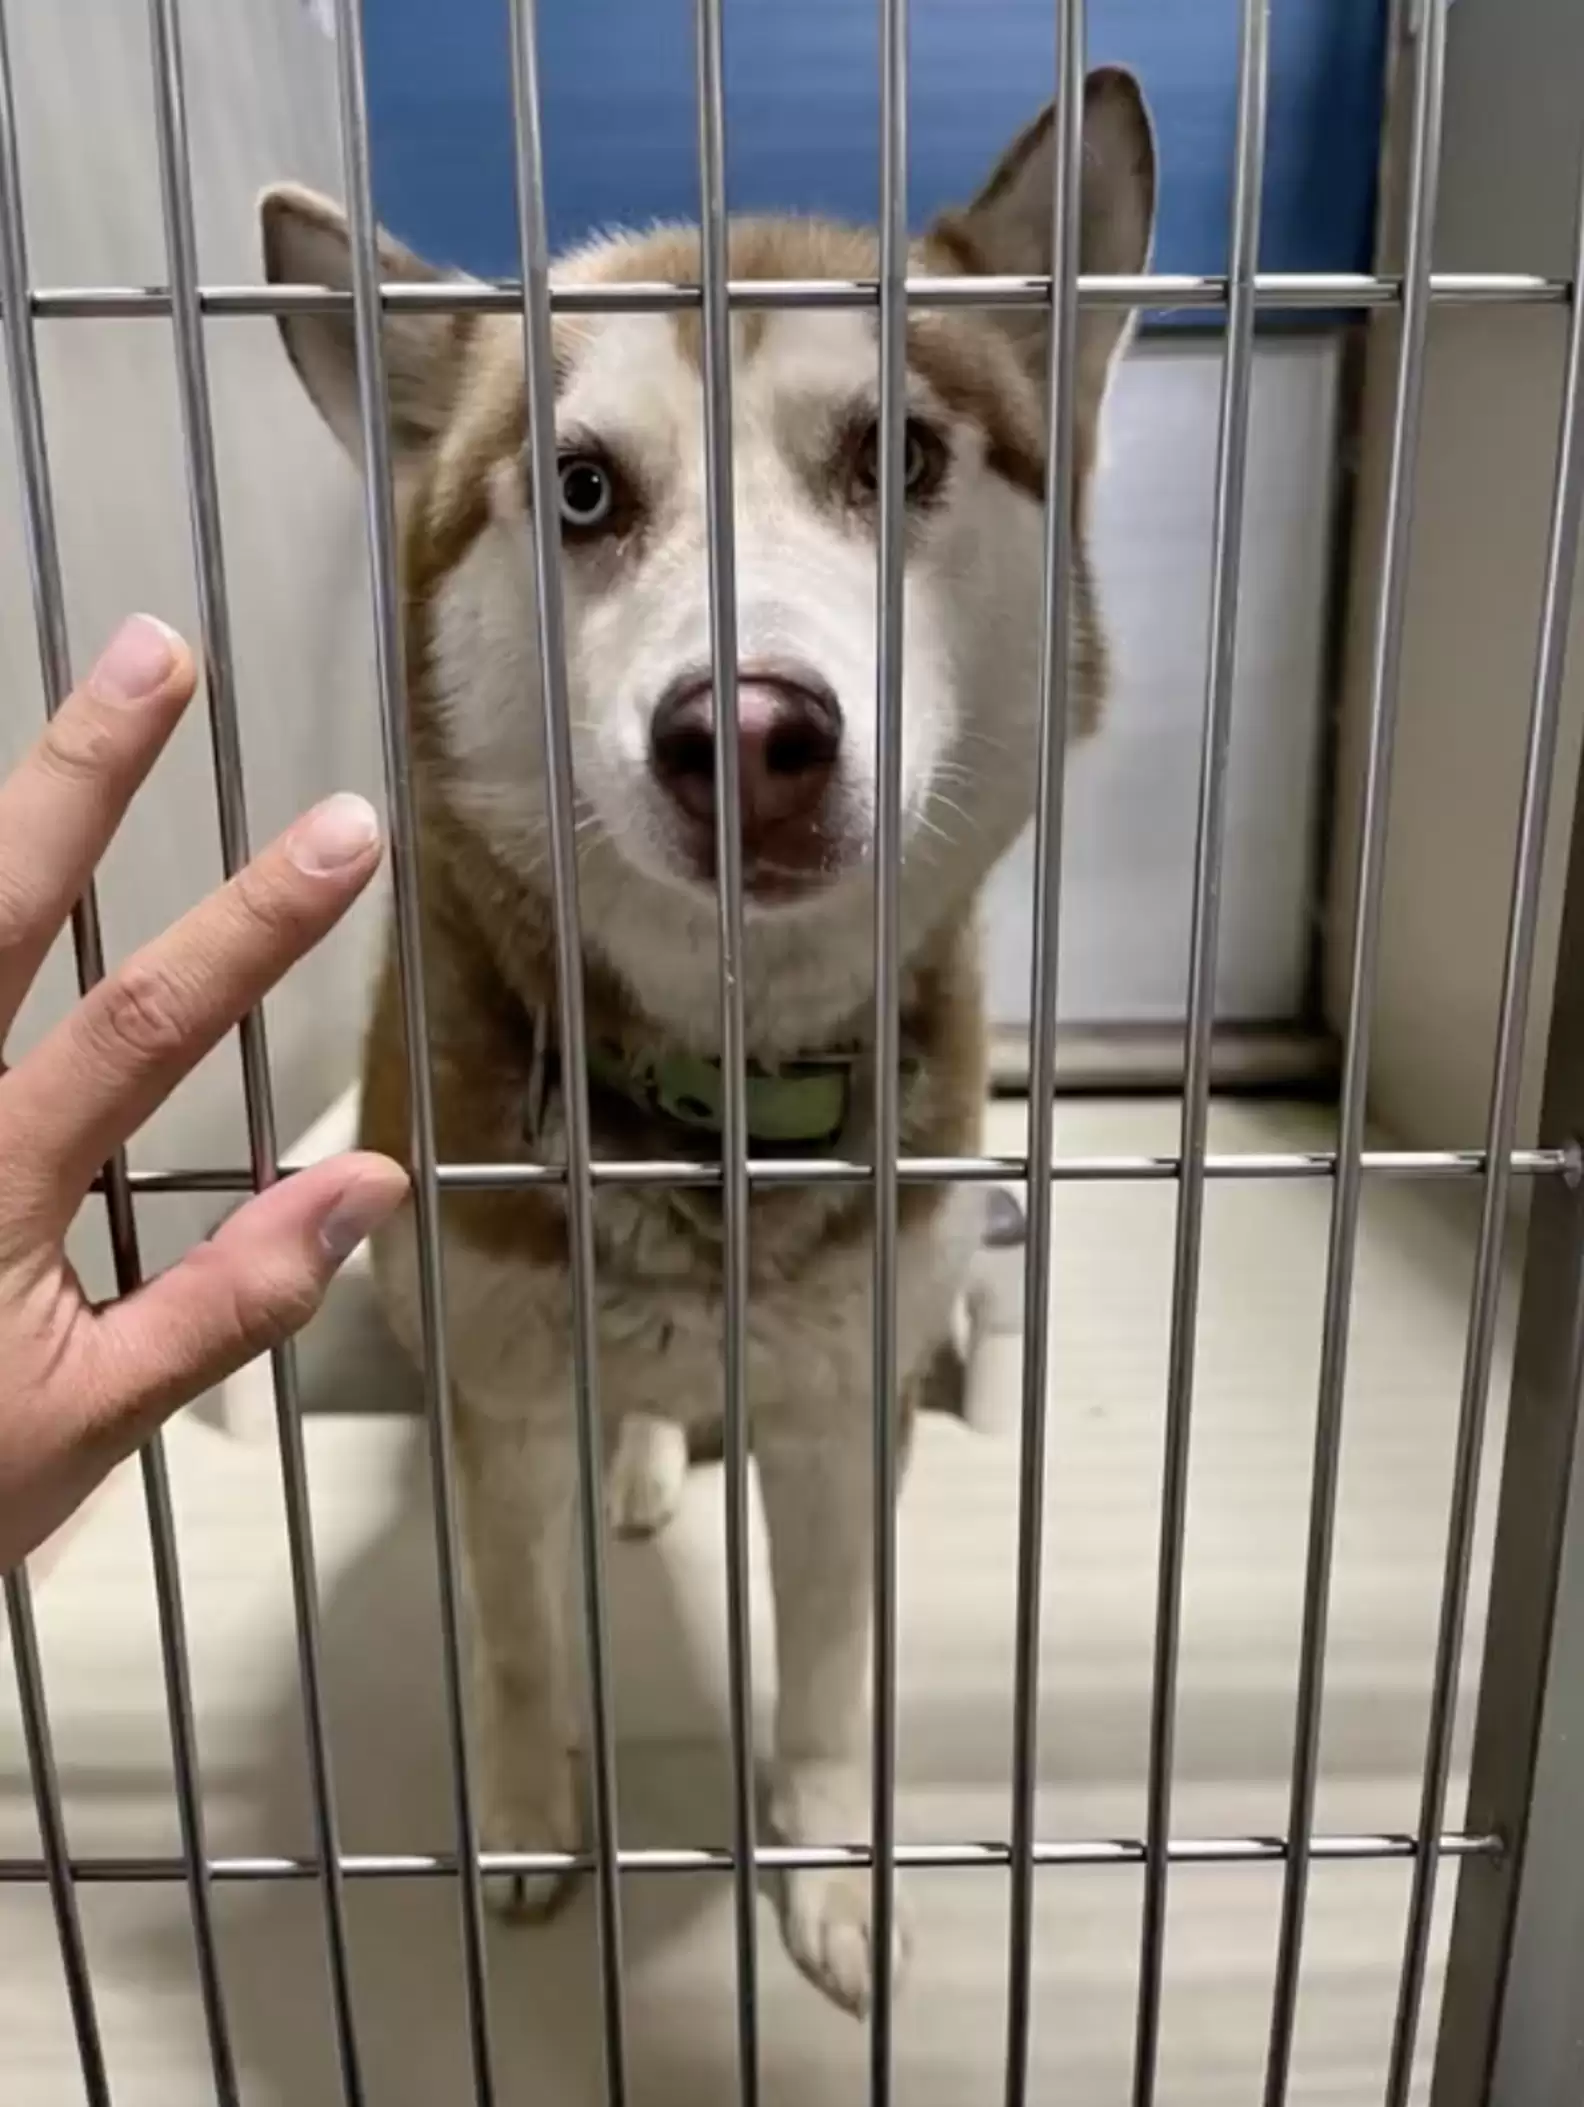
262;70;1153;1039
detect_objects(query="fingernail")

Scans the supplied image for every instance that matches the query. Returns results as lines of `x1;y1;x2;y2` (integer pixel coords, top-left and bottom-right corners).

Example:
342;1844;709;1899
92;614;180;704
288;792;380;876
320;1177;404;1263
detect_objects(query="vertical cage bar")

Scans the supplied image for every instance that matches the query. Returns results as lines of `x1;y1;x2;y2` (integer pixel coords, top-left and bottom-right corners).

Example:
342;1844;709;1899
143;0;365;2096
870;0;909;2094
4;1572;110;2106
0;5;238;2096
1130;4;1270;2100
325;5;497;2099
1427;177;1584;2107
1430;1018;1584;2107
1262;6;1449;2099
1482;1424;1584;2107
502;5;630;2099
1001;6;1085;2104
691;0;762;2098
1387;111;1584;2107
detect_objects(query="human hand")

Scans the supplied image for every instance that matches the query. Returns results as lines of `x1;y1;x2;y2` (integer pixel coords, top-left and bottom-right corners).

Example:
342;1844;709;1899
0;614;408;1571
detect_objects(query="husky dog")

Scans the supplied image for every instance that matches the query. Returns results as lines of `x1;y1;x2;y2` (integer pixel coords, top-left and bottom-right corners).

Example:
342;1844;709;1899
262;65;1154;2017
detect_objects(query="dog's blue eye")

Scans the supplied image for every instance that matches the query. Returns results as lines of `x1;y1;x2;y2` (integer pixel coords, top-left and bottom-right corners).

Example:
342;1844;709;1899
558;455;614;532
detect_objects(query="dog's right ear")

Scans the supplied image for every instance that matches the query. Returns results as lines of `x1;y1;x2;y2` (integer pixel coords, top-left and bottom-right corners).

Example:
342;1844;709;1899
260;184;472;468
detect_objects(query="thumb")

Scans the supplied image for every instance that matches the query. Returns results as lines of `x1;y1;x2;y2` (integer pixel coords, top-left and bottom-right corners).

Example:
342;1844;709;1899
82;1152;409;1436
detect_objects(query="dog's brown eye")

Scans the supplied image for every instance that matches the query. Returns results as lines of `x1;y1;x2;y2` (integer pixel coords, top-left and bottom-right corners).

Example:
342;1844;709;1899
558;454;616;535
851;417;949;505
903;421;948;498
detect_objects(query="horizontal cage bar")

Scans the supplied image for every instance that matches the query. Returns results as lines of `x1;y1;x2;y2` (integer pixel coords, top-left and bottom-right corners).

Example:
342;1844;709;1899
116;1146;1577;1197
2;271;1570;324
0;1831;1502;1885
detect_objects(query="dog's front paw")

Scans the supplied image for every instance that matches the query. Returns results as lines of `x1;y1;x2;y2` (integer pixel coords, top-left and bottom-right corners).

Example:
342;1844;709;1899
606;1412;688;1540
781;1863;911;2019
480;1740;582;1923
771;1763;910;2017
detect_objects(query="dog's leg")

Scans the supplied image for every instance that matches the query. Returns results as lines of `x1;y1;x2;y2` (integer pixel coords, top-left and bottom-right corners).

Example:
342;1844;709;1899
757;1416;911;2018
455;1403;582;1920
606;1409;689;1540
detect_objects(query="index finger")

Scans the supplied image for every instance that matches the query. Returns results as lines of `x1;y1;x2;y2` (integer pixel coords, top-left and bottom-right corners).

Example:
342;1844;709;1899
0;615;196;1044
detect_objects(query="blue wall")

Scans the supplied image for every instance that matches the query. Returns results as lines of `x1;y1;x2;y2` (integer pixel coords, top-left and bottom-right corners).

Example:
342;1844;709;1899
364;0;1386;303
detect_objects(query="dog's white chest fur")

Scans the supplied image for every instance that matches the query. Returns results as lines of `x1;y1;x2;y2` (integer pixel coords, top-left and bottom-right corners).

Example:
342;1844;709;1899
374;1178;984;1437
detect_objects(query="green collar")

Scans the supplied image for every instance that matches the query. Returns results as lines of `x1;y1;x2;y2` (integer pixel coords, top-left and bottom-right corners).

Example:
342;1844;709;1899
523;1004;919;1157
586;1037;860;1151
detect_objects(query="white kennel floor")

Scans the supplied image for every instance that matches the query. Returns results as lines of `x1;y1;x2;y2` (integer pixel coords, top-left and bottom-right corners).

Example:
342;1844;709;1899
0;1096;1509;2106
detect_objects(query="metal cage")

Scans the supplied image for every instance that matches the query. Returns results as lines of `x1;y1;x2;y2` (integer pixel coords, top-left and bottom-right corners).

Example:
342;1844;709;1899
2;0;1582;2102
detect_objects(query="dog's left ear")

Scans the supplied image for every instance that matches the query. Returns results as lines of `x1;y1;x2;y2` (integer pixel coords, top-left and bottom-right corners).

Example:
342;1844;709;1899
931;67;1157;447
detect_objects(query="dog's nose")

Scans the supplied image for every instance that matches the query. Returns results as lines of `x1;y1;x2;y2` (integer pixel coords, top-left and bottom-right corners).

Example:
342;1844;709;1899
650;669;843;852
